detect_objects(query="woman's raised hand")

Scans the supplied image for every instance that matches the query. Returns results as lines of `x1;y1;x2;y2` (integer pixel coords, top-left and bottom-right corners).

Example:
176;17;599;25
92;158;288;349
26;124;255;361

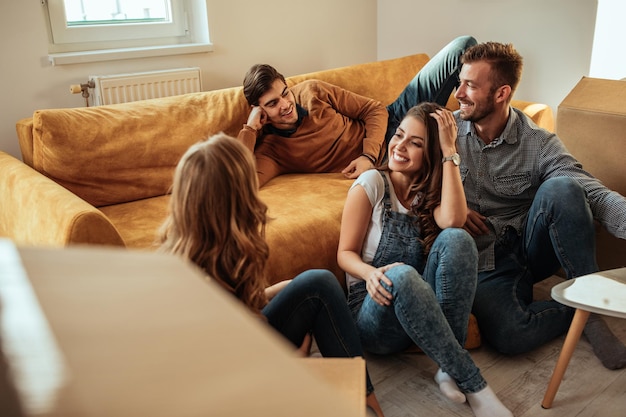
430;108;458;154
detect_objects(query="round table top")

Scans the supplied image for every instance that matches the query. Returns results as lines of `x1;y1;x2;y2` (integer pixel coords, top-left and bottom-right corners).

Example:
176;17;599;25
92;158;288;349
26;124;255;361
551;267;626;319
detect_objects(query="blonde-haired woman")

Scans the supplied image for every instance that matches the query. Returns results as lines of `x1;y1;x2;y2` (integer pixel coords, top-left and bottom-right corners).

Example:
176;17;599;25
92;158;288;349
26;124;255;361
160;133;384;416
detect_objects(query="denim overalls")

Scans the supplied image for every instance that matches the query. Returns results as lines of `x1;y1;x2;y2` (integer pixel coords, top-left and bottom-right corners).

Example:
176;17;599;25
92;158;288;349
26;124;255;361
345;170;486;393
348;170;423;315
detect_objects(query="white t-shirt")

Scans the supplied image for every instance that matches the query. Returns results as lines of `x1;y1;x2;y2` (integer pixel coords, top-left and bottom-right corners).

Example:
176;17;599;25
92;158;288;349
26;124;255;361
345;169;418;288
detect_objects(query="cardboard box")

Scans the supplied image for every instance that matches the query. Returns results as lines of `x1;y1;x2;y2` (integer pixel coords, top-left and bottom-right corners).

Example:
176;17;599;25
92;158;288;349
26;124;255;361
0;240;364;417
557;77;626;270
301;357;365;417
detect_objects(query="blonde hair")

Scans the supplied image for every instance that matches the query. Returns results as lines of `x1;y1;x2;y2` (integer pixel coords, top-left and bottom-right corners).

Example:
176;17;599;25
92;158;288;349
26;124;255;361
159;133;269;314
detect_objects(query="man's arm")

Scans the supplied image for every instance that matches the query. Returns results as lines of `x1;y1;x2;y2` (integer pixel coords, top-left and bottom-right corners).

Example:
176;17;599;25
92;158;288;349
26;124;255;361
541;133;626;240
323;81;388;165
321;82;388;178
237;124;257;154
341;155;375;179
236;126;281;187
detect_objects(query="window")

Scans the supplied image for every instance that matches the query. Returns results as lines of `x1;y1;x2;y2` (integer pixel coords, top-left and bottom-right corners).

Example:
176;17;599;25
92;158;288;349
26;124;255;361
43;0;212;65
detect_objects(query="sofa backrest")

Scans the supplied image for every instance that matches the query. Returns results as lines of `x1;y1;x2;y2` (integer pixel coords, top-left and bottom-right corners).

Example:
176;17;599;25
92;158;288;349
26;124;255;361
19;54;432;207
29;87;249;207
287;54;431;106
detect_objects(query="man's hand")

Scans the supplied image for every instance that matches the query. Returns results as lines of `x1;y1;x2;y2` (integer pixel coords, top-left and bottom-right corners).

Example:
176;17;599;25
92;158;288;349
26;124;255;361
464;209;490;236
341;155;375;179
245;105;267;130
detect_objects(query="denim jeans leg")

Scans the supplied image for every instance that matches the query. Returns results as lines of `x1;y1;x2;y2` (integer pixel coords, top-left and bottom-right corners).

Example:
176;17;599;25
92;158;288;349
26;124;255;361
423;228;478;346
524;177;598;279
473;243;575;354
356;264;486;393
262;269;375;394
384;35;478;142
472;178;596;354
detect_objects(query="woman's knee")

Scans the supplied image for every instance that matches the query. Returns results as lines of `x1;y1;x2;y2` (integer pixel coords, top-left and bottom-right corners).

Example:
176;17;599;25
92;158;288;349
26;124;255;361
434;228;478;261
384;264;429;293
295;269;343;295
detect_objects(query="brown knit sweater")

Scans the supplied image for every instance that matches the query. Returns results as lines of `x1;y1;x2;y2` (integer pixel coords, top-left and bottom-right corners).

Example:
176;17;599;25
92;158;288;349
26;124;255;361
237;79;387;186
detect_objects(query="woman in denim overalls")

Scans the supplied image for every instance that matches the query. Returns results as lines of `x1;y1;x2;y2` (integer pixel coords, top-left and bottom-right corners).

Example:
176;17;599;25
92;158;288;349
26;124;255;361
338;103;512;417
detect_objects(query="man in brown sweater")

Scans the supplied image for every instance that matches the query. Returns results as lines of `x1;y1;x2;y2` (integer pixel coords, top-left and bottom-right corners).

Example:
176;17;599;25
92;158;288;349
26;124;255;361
239;36;477;187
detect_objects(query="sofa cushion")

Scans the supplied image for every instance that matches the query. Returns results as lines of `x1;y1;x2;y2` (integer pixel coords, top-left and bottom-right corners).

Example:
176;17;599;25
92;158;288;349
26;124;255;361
260;173;353;285
31;88;250;207
101;173;354;286
99;195;170;249
287;54;431;106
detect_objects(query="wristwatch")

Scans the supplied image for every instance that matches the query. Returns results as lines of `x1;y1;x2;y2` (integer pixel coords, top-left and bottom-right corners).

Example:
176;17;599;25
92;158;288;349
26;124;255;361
442;152;461;166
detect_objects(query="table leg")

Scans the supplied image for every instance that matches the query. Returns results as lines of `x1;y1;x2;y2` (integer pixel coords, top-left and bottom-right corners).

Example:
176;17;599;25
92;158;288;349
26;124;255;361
541;308;591;409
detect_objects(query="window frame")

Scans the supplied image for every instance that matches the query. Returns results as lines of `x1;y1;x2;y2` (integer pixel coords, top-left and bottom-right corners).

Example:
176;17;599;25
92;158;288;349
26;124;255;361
43;0;212;65
47;0;187;45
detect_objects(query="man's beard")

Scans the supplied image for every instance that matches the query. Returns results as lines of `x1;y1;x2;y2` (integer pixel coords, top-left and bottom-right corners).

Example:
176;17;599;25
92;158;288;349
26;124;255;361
460;95;495;124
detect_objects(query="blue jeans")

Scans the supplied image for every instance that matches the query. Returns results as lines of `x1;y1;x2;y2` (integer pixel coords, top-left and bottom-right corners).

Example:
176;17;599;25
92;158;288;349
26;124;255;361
262;269;375;394
350;229;485;393
472;177;599;354
385;35;478;143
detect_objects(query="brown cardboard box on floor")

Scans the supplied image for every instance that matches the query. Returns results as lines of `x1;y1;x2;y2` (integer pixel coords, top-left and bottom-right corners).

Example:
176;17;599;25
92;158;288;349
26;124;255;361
0;240;364;417
301;357;365;415
557;77;626;271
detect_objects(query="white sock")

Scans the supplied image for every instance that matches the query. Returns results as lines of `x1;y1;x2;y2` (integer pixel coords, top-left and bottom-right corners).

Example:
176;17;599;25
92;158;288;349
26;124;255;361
434;368;466;403
466;385;513;417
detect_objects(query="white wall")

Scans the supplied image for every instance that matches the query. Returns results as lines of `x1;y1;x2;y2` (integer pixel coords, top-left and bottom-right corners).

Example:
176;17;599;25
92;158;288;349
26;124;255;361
0;0;377;159
377;0;598;113
0;1;603;160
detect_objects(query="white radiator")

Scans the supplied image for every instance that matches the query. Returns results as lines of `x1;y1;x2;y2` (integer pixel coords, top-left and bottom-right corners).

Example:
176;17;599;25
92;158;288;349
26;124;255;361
89;67;202;106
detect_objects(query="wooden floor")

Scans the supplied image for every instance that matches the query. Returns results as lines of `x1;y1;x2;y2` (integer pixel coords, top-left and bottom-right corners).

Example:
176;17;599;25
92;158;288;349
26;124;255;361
356;277;626;417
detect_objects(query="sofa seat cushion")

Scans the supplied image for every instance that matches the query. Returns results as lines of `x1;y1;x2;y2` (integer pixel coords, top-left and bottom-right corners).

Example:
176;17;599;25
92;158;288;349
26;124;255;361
99;195;170;250
100;173;354;286
260;173;353;286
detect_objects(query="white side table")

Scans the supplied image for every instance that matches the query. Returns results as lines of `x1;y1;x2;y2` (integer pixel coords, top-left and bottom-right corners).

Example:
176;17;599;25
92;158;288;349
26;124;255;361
541;267;626;409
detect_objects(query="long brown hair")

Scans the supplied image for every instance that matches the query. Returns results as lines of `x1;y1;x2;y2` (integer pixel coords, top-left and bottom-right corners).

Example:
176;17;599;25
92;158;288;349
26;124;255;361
385;102;445;255
159;133;269;314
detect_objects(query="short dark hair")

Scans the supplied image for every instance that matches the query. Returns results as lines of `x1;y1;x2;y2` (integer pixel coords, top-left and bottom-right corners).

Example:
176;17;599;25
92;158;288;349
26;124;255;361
461;42;523;96
242;64;286;106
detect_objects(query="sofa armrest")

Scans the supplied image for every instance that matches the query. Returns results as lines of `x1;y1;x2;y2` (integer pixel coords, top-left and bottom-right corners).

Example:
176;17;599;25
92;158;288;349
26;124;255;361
15;117;34;167
511;99;555;132
0;151;125;247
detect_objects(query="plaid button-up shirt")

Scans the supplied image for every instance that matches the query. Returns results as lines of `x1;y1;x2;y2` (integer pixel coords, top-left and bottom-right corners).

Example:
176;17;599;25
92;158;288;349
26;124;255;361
456;107;626;272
